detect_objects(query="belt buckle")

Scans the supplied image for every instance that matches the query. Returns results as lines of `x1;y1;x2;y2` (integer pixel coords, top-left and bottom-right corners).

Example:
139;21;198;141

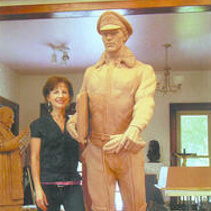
57;185;65;188
101;134;109;142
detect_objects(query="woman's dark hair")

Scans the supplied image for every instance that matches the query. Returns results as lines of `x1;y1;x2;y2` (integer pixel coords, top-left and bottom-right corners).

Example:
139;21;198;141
42;76;74;102
147;140;161;162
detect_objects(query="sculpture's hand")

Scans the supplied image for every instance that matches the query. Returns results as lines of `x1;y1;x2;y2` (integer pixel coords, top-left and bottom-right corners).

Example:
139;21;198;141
36;187;48;211
116;126;146;153
19;127;30;154
66;121;78;140
103;134;122;153
20;126;30;136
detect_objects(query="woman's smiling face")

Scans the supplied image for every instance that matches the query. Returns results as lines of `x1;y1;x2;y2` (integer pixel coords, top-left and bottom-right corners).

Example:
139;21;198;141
47;82;70;110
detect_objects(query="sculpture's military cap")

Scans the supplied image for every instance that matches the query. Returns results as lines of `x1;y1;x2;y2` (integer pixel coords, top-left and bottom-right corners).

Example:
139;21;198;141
97;11;133;36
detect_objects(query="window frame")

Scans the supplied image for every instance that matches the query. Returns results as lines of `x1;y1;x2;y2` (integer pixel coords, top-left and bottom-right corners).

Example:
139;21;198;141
170;103;211;166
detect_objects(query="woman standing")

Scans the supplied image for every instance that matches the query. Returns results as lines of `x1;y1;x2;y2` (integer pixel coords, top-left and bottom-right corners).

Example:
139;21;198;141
30;76;85;211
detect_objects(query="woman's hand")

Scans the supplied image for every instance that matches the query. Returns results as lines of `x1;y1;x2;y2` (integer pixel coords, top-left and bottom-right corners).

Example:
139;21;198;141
66;122;78;140
36;187;48;211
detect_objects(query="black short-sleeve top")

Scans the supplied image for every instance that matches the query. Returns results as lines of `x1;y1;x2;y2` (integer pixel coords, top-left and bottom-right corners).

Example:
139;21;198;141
30;114;81;183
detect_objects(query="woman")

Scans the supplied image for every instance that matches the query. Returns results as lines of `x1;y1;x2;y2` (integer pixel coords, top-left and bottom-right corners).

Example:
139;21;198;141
30;76;85;211
0;106;29;211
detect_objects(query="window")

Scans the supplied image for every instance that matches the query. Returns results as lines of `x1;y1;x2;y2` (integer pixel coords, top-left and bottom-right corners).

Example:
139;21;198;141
176;111;211;167
170;103;211;166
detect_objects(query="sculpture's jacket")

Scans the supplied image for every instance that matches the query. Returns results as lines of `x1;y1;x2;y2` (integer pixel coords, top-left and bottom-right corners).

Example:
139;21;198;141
79;46;156;141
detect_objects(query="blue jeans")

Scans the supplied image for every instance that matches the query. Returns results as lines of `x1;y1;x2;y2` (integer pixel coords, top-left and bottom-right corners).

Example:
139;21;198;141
37;185;85;211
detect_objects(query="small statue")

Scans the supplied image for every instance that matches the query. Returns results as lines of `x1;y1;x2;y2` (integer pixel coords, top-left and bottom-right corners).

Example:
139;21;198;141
147;140;161;162
0;106;29;211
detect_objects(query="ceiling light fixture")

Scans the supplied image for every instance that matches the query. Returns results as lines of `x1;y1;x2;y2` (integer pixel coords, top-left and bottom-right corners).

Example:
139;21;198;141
51;49;57;63
156;43;182;94
49;43;70;65
62;50;69;61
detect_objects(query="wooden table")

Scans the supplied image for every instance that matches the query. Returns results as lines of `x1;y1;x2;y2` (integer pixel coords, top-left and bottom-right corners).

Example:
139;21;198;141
157;167;211;210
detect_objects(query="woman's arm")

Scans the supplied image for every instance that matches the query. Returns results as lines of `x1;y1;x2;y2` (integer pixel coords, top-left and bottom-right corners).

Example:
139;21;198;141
31;137;48;211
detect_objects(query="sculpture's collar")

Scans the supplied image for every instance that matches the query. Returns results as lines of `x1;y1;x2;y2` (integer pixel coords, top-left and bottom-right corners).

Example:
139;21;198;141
95;46;136;69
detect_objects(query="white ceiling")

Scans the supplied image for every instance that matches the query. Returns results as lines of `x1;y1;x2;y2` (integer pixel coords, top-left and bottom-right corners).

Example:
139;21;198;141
0;10;211;75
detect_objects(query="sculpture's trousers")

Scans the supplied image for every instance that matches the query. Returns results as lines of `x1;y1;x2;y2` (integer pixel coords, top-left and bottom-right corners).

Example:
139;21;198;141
83;143;147;211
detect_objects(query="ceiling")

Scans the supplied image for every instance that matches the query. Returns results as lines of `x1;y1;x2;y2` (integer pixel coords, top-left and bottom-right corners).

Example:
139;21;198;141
0;9;211;75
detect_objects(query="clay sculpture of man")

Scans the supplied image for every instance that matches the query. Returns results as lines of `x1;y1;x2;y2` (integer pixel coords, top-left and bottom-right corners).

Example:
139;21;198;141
67;11;157;211
0;106;29;211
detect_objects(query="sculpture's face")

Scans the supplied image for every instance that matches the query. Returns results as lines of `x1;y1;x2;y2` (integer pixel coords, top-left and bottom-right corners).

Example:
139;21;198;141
101;29;126;53
47;82;70;111
3;110;14;129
